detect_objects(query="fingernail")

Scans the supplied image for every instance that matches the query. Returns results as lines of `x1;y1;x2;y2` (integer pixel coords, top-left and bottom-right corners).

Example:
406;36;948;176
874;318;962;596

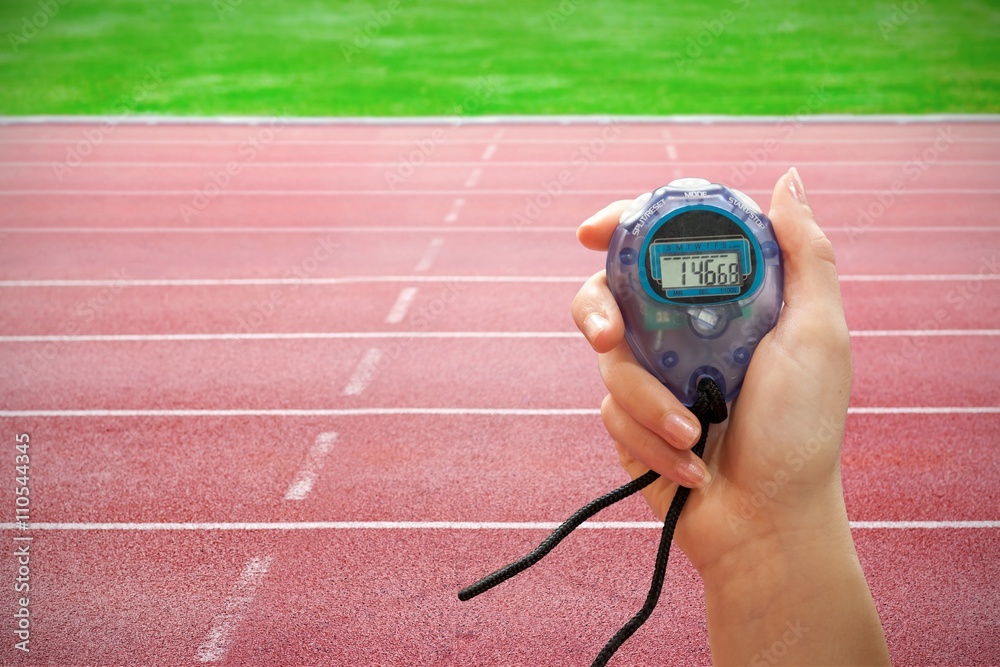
787;167;809;206
677;458;711;488
583;312;609;339
663;413;699;447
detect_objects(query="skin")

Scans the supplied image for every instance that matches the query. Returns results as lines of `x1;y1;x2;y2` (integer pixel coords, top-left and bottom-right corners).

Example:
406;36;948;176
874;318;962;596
571;169;891;666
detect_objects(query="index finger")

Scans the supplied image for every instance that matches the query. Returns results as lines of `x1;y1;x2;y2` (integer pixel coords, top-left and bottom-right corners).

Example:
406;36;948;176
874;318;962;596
598;341;702;450
576;199;632;251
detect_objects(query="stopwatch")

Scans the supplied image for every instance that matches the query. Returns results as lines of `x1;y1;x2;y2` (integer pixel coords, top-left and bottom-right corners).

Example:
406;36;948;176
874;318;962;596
606;178;784;406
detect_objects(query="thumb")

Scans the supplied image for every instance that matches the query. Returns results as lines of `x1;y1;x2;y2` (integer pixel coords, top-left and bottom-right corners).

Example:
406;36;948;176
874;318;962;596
768;167;845;323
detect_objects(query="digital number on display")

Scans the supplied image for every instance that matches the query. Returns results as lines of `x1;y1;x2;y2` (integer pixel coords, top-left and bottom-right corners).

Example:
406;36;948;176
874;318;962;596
659;252;741;289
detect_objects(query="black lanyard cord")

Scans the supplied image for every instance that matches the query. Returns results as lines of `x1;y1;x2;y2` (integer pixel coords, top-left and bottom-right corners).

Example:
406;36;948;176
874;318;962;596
458;468;662;602
459;377;728;666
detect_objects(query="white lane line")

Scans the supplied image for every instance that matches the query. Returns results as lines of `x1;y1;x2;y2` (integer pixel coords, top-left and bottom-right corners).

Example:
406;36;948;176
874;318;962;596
2;273;998;288
4;160;1000;168
0;111;979;124
847;407;1000;414
463;168;482;188
442;197;465;223
480;144;497;160
384;288;418;324
284;432;338;501
849;329;1000;337
839;274;1000;282
827;227;1000;233
2;329;998;344
0;276;631;288
848;521;1000;529
1;116;991;139
0;134;1000;148
413;238;444;272
1;225;998;234
0;407;997;418
1;521;995;531
1;188;997;196
342;348;383;396
196;556;273;663
0;332;581;343
660;129;679;161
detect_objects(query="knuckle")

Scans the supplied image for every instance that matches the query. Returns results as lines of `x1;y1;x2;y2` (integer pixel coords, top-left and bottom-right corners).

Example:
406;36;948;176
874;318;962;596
598;349;628;394
600;393;617;426
572;274;608;324
800;312;847;347
597;353;614;386
618;379;646;415
570;291;590;325
809;233;838;266
828;319;853;359
600;394;626;439
797;311;853;368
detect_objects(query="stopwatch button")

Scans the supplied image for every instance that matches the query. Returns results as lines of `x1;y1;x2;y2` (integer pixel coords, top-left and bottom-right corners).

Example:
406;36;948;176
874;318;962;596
689;307;728;338
667;177;711;190
730;187;763;215
619;191;652;225
695;308;722;327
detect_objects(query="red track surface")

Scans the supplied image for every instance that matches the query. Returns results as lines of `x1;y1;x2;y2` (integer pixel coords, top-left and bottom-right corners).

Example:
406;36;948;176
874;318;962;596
0;120;998;666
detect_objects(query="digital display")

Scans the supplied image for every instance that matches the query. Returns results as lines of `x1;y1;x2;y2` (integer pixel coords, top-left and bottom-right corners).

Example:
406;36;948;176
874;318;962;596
646;231;754;302
659;252;741;289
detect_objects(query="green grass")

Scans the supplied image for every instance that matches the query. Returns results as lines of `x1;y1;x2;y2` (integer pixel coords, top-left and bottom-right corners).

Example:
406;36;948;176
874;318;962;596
0;0;998;116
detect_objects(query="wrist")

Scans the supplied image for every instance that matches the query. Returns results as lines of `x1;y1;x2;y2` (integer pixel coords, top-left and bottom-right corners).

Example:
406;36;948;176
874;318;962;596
698;487;853;588
698;500;889;666
700;520;858;610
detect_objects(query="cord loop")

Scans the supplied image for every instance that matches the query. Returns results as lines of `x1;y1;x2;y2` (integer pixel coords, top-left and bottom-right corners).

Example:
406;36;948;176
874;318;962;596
460;378;728;667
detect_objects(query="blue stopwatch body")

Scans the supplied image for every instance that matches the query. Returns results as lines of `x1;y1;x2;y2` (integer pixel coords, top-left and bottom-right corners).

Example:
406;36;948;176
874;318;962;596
607;178;784;407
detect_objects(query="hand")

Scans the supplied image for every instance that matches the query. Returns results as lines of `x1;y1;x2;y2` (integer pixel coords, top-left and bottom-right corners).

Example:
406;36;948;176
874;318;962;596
572;169;851;567
572;169;889;665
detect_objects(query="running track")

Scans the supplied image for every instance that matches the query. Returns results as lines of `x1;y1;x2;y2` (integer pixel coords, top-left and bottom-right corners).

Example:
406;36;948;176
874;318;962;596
0;118;998;666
